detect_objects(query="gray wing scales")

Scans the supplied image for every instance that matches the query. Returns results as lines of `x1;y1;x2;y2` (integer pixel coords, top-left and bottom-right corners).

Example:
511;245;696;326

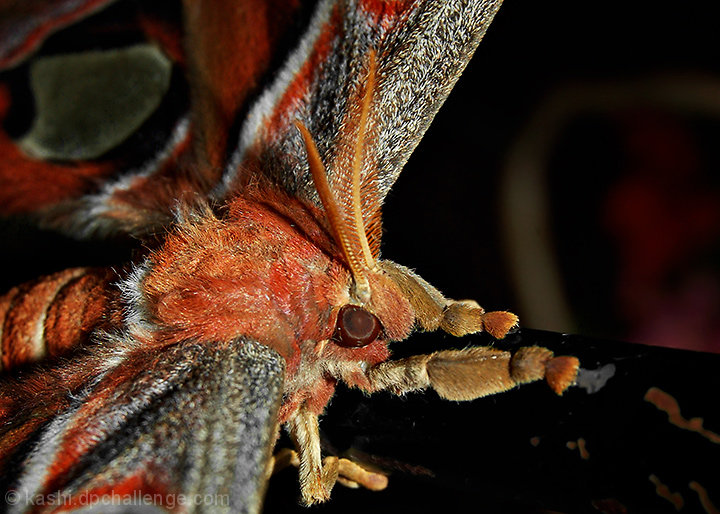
179;339;285;513
8;338;284;514
372;0;504;199
223;0;503;205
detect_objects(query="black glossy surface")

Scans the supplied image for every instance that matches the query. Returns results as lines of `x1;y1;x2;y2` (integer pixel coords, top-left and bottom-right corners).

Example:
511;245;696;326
265;329;720;513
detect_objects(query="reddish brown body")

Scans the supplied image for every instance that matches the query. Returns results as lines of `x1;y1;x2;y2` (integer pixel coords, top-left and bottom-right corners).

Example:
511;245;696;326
0;186;410;428
140;188;407;421
143;190;345;363
0;267;116;372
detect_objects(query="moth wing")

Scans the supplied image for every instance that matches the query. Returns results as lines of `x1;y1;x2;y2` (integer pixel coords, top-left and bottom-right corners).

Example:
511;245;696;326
0;1;189;235
0;1;500;237
4;338;284;514
0;1;301;237
220;0;503;207
0;0;117;69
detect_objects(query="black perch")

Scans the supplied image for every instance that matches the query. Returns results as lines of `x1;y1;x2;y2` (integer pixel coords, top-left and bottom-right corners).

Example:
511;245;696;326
265;328;720;514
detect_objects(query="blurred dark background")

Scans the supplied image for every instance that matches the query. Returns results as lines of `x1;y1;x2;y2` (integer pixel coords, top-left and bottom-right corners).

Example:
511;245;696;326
384;0;720;353
2;0;720;353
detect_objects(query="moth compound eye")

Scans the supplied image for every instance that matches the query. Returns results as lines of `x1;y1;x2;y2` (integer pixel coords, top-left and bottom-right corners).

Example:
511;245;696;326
335;305;382;348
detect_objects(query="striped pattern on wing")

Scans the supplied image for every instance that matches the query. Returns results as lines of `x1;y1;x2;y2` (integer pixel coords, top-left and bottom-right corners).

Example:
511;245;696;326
2;338;284;514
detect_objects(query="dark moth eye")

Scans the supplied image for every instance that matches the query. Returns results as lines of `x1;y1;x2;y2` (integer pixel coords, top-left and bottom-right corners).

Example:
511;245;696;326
335;305;382;348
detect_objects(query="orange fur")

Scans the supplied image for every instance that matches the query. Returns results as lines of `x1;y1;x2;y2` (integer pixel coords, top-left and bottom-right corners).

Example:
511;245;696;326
545;356;580;395
140;184;418;426
142;189;348;368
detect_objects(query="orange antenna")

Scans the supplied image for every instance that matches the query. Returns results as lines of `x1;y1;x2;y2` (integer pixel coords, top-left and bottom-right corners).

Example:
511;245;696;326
296;121;371;300
351;51;377;270
296;51;380;302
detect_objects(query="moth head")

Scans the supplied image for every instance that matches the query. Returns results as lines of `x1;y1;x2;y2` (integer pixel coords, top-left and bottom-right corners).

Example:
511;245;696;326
296;52;415;348
296;51;515;353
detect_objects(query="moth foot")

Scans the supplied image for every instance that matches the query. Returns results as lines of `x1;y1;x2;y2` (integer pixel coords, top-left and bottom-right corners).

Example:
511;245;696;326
337;458;388;491
274;448;388;503
544;355;580;395
440;300;518;338
481;310;519;339
510;346;579;395
306;457;388;497
296;456;338;505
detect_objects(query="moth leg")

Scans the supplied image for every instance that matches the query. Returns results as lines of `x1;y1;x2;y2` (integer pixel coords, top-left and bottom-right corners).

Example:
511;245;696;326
380;261;518;339
286;405;339;504
271;438;388;494
366;345;579;400
441;299;519;339
336;458;388;491
269;447;300;475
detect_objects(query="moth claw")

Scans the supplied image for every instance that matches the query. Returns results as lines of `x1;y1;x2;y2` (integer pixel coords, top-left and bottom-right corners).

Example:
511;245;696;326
300;456;337;504
281;406;388;505
298;455;389;503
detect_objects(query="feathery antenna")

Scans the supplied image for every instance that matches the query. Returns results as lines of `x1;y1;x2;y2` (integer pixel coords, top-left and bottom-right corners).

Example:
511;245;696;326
296;51;380;301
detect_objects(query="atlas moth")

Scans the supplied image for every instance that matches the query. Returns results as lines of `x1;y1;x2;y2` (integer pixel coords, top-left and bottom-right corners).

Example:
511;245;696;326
0;0;578;511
